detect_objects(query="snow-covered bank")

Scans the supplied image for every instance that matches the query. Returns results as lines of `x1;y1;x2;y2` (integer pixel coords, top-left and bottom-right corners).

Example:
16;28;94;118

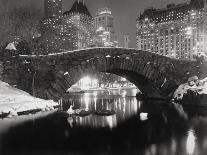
0;81;59;117
174;76;207;105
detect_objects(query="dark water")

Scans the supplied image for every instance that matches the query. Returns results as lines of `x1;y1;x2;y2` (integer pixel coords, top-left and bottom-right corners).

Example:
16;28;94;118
1;88;207;155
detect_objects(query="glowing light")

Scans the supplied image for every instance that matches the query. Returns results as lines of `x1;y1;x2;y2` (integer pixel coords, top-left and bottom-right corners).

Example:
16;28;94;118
96;26;104;32
83;93;90;110
80;76;91;90
98;10;112;15
186;129;196;155
103;31;110;35
140;113;148;121
102;37;107;41
185;26;193;37
191;12;196;16
132;98;138;114
122;90;127;97
123;98;126;113
106;116;116;128
93;91;97;97
92;79;98;86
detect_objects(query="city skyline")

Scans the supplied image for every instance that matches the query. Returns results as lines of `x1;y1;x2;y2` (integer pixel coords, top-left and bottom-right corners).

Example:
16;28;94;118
0;0;189;48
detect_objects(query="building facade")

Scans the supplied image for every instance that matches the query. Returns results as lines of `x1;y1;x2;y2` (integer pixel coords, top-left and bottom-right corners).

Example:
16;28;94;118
63;0;95;50
94;7;118;47
39;0;89;54
123;34;130;48
136;0;206;60
44;0;63;19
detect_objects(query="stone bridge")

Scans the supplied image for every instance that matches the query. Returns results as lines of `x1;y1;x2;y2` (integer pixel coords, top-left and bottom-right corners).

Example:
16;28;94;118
1;48;203;101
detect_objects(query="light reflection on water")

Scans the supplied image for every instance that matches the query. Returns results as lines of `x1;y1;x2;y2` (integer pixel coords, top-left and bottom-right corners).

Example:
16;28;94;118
186;128;196;155
62;88;206;155
62;88;140;128
3;89;207;154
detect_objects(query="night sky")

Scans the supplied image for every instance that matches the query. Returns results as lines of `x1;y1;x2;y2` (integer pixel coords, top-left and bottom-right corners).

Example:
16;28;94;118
0;0;189;47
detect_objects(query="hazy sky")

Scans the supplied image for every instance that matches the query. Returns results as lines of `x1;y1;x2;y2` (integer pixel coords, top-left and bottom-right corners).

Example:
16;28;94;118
0;0;189;47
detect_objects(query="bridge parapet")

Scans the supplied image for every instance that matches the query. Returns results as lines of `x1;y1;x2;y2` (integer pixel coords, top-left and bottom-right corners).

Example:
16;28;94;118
2;48;202;100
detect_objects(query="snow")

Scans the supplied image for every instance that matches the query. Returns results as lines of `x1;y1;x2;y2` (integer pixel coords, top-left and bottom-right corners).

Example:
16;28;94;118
5;42;17;50
0;80;58;117
193;51;207;61
174;77;207;100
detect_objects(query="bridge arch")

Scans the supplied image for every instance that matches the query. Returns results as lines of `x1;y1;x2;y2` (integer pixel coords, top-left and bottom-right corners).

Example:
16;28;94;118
15;48;198;101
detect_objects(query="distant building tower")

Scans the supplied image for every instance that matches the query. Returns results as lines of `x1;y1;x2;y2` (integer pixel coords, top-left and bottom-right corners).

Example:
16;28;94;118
94;7;117;47
124;34;130;48
63;0;95;49
204;0;207;53
136;0;204;60
44;0;63;18
38;0;78;54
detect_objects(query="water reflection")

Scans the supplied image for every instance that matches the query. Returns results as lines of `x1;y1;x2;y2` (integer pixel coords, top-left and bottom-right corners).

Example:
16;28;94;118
63;89;140;128
186;129;196;155
3;89;207;154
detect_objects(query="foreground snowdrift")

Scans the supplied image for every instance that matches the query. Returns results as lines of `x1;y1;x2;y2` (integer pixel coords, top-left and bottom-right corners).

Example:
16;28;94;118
0;81;58;116
174;76;207;104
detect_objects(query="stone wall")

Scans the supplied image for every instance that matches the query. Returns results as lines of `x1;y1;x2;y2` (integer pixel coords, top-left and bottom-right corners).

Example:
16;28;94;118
5;48;202;101
0;61;3;81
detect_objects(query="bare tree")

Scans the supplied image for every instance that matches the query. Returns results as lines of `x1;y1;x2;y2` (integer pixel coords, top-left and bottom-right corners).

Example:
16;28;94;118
0;5;43;47
0;5;43;97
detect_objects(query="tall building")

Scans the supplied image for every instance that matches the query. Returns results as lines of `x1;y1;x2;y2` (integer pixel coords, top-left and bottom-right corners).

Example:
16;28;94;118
44;0;63;18
123;34;130;48
136;0;205;60
38;0;80;54
94;7;118;47
63;0;95;49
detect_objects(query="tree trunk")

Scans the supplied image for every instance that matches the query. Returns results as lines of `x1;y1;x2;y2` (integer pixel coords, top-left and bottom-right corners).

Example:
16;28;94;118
32;70;36;96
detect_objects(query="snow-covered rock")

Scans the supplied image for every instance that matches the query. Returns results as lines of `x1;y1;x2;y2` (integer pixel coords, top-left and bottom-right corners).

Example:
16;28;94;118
0;80;58;117
193;51;207;62
174;76;207;105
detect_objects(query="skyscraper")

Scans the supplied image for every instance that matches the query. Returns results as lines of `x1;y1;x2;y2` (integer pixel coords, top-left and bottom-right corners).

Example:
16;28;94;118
124;34;130;48
44;0;63;18
63;0;95;49
94;7;117;47
136;0;205;60
38;0;78;54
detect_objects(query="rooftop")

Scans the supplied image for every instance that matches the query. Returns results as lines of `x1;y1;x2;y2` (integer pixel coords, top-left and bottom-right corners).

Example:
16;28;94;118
63;0;92;17
137;0;204;23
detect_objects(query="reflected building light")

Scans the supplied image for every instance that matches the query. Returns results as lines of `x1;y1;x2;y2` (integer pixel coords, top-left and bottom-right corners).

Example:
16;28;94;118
80;76;91;90
140;112;148;121
83;93;90;110
138;101;142;109
123;98;126;113
93;91;97;97
186;129;196;155
171;138;177;154
115;99;118;110
122;90;127;97
106;116;116;129
150;144;157;155
94;98;97;110
132;88;139;96
132;98;138;114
